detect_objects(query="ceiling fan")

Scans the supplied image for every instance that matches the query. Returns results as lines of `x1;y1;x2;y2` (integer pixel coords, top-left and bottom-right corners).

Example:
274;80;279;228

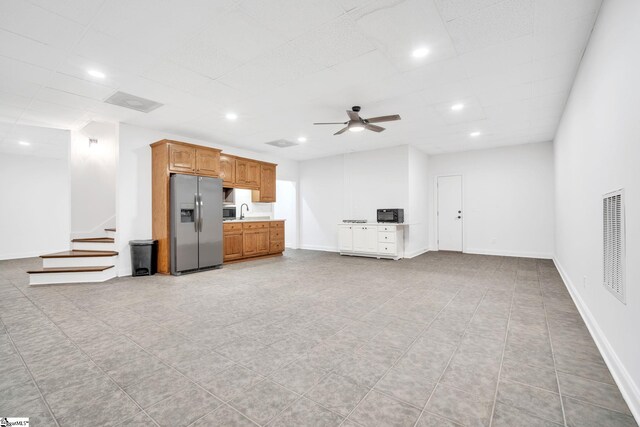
314;106;401;135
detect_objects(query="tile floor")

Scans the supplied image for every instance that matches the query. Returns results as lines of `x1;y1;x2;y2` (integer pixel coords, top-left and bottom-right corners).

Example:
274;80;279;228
0;250;637;427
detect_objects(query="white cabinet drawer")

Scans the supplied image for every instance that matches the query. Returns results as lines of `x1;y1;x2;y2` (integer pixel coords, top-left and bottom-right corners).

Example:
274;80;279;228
378;243;397;255
378;231;396;243
378;225;397;232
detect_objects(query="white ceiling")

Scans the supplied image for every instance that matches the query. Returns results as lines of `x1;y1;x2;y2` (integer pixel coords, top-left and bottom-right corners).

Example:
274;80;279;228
0;0;601;160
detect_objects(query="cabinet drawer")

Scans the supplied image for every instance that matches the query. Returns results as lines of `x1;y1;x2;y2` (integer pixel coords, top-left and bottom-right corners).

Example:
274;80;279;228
378;243;397;255
243;222;269;230
270;241;284;253
270;228;284;241
270;221;285;229
223;223;243;233
378;231;396;243
378;225;397;232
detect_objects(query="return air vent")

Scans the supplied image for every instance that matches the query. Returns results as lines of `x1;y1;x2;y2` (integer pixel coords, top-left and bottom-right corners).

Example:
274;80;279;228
603;189;625;303
104;91;163;113
265;139;298;148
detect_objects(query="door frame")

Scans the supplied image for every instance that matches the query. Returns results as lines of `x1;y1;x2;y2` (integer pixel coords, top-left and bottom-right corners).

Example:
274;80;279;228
435;174;465;252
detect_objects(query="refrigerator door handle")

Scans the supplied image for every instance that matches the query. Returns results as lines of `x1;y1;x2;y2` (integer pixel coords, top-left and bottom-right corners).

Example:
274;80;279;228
194;193;199;232
198;193;204;232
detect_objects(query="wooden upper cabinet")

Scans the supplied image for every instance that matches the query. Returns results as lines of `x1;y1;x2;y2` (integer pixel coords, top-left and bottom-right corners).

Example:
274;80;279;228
195;148;220;177
236;159;261;188
168;143;195;173
219;154;236;187
252;163;276;203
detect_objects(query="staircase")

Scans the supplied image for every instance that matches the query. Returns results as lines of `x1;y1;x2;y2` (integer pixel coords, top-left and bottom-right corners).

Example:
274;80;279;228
28;229;118;285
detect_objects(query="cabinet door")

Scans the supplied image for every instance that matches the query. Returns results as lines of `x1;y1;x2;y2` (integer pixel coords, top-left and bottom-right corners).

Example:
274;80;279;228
352;226;368;252
365;227;378;252
243;230;269;257
243;231;258;256
256;229;269;255
247;161;261;187
169;144;195;172
353;226;377;253
253;164;276;202
236;159;260;188
224;234;243;261
195;148;220;177
219;154;236;186
339;226;353;251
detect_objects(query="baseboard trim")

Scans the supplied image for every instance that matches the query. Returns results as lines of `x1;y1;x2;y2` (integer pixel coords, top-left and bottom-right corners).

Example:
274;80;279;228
465;248;553;259
299;244;339;253
405;248;429;259
1;247;70;261
553;257;640;423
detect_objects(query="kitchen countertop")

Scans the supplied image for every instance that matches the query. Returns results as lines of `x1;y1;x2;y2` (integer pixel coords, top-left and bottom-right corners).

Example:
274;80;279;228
337;222;409;226
223;218;286;223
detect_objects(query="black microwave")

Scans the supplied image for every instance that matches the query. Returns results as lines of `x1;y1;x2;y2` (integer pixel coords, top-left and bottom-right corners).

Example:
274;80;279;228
377;208;404;223
223;206;236;221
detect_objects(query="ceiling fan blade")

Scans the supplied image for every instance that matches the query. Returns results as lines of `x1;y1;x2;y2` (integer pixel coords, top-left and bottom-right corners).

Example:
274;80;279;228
334;126;349;135
365;124;385;132
314;122;347;125
346;110;360;121
364;114;401;124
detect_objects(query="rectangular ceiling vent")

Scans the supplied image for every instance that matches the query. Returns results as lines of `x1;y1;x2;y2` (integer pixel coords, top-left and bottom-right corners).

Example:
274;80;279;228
603;189;626;303
265;139;298;148
104;91;163;113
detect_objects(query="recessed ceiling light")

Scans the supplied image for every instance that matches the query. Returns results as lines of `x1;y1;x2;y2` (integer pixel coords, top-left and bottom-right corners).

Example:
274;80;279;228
470;131;481;137
225;112;238;121
19;141;30;146
349;125;365;132
412;47;429;58
87;69;105;79
297;136;307;143
451;103;464;111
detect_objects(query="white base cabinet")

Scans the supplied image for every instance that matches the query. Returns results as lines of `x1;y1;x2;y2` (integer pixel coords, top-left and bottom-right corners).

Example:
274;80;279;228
338;223;404;260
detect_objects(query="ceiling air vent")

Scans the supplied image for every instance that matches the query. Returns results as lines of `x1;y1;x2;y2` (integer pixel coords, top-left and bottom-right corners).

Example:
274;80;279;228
265;139;298;148
603;189;625;303
104;91;163;113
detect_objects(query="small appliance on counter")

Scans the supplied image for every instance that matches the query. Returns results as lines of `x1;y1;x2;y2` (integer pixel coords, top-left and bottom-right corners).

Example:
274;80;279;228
377;208;404;223
223;206;236;221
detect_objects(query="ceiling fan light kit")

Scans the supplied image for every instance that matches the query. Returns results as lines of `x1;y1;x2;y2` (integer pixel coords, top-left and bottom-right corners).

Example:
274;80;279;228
314;106;401;136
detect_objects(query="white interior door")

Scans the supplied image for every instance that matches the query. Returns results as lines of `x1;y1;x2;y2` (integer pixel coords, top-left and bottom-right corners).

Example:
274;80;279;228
437;175;463;251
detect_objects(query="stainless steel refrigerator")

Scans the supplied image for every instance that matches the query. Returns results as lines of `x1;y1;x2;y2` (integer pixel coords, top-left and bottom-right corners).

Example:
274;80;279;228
170;174;223;275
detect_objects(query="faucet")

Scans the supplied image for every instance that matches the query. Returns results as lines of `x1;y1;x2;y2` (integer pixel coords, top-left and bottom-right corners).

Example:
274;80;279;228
240;203;249;220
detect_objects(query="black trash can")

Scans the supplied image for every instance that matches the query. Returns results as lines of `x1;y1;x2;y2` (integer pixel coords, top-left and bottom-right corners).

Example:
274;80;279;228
129;240;158;276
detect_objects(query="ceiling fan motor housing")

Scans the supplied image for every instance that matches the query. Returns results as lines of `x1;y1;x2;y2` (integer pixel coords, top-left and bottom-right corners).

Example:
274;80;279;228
352;106;361;112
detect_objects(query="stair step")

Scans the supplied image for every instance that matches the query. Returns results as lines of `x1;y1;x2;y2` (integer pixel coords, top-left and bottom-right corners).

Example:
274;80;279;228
41;250;118;258
71;237;114;243
28;265;114;274
28;265;116;286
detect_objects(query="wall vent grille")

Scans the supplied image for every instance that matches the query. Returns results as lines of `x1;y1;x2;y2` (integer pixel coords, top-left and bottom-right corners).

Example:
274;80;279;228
603;189;625;303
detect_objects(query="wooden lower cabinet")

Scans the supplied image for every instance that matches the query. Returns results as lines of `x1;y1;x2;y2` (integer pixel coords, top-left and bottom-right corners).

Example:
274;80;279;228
223;234;243;261
223;221;284;262
243;229;269;257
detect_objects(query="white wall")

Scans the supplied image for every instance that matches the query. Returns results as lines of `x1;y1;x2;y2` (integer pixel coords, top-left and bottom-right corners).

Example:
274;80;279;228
0;126;70;260
553;0;640;417
70;121;117;237
407;146;430;257
299;145;427;255
428;142;555;258
299;154;346;251
116;123;299;276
